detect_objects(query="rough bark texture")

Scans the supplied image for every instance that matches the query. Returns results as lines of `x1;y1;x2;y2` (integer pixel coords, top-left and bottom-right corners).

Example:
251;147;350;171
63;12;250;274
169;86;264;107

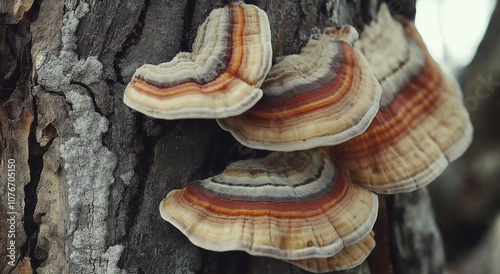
0;0;445;273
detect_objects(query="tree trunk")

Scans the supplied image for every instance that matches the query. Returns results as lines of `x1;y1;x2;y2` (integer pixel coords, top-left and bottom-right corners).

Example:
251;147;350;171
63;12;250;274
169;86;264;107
0;0;444;273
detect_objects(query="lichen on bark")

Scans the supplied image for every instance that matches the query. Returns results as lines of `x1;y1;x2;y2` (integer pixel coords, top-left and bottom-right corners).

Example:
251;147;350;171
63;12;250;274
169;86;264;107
32;1;122;273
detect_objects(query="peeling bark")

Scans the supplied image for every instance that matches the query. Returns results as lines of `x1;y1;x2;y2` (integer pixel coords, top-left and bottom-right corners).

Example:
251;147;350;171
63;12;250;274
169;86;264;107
0;1;444;273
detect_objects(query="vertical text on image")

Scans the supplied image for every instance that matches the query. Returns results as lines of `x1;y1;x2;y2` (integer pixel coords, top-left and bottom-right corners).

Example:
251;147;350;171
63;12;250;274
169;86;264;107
6;158;17;266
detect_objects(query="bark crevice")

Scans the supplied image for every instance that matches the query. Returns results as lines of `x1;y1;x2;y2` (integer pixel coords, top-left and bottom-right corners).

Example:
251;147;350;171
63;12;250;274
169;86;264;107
112;0;151;85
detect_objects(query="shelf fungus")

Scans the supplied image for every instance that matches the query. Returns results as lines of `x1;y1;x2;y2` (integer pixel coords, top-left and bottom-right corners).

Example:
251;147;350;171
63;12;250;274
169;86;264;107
328;4;473;194
288;231;375;273
123;3;272;119
160;150;378;271
217;26;381;151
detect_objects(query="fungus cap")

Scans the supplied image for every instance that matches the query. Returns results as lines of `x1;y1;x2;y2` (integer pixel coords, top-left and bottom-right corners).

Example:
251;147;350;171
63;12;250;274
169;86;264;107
124;3;272;119
217;26;381;151
329;4;473;194
160;149;378;260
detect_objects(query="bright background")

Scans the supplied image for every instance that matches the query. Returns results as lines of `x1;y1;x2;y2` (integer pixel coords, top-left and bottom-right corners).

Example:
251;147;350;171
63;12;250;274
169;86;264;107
415;0;496;71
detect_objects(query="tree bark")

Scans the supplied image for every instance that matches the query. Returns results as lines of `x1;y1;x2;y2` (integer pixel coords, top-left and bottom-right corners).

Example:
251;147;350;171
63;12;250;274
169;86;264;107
0;0;444;273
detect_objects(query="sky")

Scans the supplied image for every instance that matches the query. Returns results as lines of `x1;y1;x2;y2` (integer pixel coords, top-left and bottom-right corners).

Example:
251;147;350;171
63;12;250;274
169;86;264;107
415;0;496;71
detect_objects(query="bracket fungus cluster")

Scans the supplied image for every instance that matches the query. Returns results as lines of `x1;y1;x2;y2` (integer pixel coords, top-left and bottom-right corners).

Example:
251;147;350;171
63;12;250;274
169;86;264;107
124;2;473;273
